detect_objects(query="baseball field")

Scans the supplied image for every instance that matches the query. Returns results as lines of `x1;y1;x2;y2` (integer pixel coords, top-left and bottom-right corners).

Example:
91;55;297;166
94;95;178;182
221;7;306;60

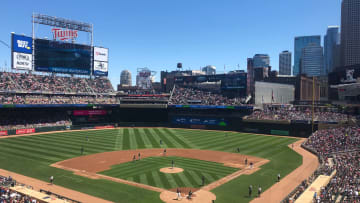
0;128;302;203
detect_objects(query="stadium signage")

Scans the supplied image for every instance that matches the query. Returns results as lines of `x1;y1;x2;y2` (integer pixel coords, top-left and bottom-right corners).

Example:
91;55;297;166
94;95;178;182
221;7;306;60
12;34;33;54
0;131;8;136
51;28;78;41
13;52;32;70
73;110;107;116
16;128;35;135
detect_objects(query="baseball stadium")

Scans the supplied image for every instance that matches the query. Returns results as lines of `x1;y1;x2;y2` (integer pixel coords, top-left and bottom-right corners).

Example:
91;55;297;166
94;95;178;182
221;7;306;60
0;10;359;203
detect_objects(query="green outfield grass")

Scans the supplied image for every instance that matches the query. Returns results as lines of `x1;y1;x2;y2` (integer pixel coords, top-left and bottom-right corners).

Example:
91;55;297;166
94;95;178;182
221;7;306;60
0;128;302;203
100;156;238;189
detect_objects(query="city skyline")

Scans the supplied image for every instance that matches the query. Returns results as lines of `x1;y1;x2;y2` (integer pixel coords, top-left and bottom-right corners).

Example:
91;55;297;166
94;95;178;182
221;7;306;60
0;0;341;86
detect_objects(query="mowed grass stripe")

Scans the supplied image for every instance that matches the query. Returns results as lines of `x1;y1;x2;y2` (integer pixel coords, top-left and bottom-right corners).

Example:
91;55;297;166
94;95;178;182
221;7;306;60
0;146;54;164
237;136;283;155
199;136;261;151
162;128;192;148
168;128;198;149
143;128;161;148
171;173;186;187
0;138;81;157
195;132;256;147
122;129;130;150
164;173;178;189
209;134;270;152
0;141;68;161
138;129;154;148
23;135;114;151
133;128;146;149
152;128;176;148
20;136;107;154
156;128;185;148
114;129;123;151
177;173;194;188
38;132;117;144
255;139;296;158
145;172;156;187
128;129;138;149
20;136;112;154
151;171;165;188
246;138;294;156
147;129;169;148
183;170;200;187
139;174;148;185
158;173;172;189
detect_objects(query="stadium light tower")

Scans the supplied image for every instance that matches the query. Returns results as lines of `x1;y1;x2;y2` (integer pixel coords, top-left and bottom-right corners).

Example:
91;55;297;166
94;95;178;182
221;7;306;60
0;40;10;49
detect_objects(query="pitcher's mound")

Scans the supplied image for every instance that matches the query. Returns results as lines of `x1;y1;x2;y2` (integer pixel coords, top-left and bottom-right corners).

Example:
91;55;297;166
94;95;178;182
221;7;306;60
160;189;216;203
160;167;184;174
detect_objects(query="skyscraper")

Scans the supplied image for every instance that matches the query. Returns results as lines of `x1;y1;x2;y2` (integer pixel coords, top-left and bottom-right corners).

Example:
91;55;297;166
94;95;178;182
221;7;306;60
301;43;324;77
120;70;132;86
324;26;340;74
279;51;292;75
253;54;270;68
294;36;321;75
340;0;360;67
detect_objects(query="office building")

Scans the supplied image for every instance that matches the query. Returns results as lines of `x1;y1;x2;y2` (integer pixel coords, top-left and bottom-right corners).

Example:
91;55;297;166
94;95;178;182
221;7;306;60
253;54;270;68
294;36;321;75
340;0;360;67
120;70;132;86
279;51;292;75
324;26;340;74
301;43;324;77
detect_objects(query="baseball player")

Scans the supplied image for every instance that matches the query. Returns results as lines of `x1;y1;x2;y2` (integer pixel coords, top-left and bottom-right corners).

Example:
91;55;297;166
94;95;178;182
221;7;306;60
138;153;141;161
176;188;182;200
248;185;252;197
86;136;89;142
81;146;84;155
133;155;136;162
258;186;262;197
171;160;174;169
163;148;167;156
202;176;205;186
237;147;240;153
160;140;163;145
277;173;281;182
50;176;54;185
245;158;248;165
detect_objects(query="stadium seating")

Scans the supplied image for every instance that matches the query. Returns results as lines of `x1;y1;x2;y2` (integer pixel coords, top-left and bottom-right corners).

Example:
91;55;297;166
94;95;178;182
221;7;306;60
169;86;245;105
285;127;360;203
0;72;117;105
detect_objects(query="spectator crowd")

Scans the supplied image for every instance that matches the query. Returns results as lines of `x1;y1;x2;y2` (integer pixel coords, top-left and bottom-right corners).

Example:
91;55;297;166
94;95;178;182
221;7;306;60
0;111;71;131
284;127;359;203
246;107;353;123
0;72;114;94
169;86;245;106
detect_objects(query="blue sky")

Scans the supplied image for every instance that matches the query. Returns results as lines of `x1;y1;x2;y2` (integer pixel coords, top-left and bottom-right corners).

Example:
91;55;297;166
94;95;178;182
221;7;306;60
0;0;341;86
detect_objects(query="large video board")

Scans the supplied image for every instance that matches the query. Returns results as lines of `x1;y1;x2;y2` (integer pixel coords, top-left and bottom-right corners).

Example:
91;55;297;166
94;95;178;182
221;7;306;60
34;39;91;75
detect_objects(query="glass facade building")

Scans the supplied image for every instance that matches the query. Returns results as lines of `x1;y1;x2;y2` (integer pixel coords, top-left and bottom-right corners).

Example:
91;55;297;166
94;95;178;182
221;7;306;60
324;26;340;75
279;51;292;75
301;43;324;77
253;54;270;68
294;36;321;75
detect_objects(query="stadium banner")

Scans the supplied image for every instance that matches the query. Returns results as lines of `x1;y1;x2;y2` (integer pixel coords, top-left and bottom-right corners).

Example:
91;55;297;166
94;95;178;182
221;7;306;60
12;34;32;54
93;61;108;76
94;125;114;129
34;39;91;75
16;128;35;135
172;117;228;126
168;104;253;110
73;110;107;116
93;47;109;62
12;52;32;70
0;131;8;136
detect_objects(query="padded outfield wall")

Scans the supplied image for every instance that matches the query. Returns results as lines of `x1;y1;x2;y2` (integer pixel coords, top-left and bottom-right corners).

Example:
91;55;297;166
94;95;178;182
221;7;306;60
0;104;315;138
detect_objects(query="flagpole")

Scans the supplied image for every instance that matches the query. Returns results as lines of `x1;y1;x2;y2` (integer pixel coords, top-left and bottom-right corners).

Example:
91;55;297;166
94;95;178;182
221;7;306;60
312;76;315;133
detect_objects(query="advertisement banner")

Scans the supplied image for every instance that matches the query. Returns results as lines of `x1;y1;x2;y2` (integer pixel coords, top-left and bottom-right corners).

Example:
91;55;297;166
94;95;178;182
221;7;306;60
94;125;114;129
12;52;32;70
172;117;227;126
73;110;107;116
12;34;32;54
93;61;108;76
94;47;109;62
0;131;8;136
16;128;35;135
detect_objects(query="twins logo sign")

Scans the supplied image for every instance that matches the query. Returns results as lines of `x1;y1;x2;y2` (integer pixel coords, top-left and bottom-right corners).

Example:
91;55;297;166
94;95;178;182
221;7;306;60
12;34;33;54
